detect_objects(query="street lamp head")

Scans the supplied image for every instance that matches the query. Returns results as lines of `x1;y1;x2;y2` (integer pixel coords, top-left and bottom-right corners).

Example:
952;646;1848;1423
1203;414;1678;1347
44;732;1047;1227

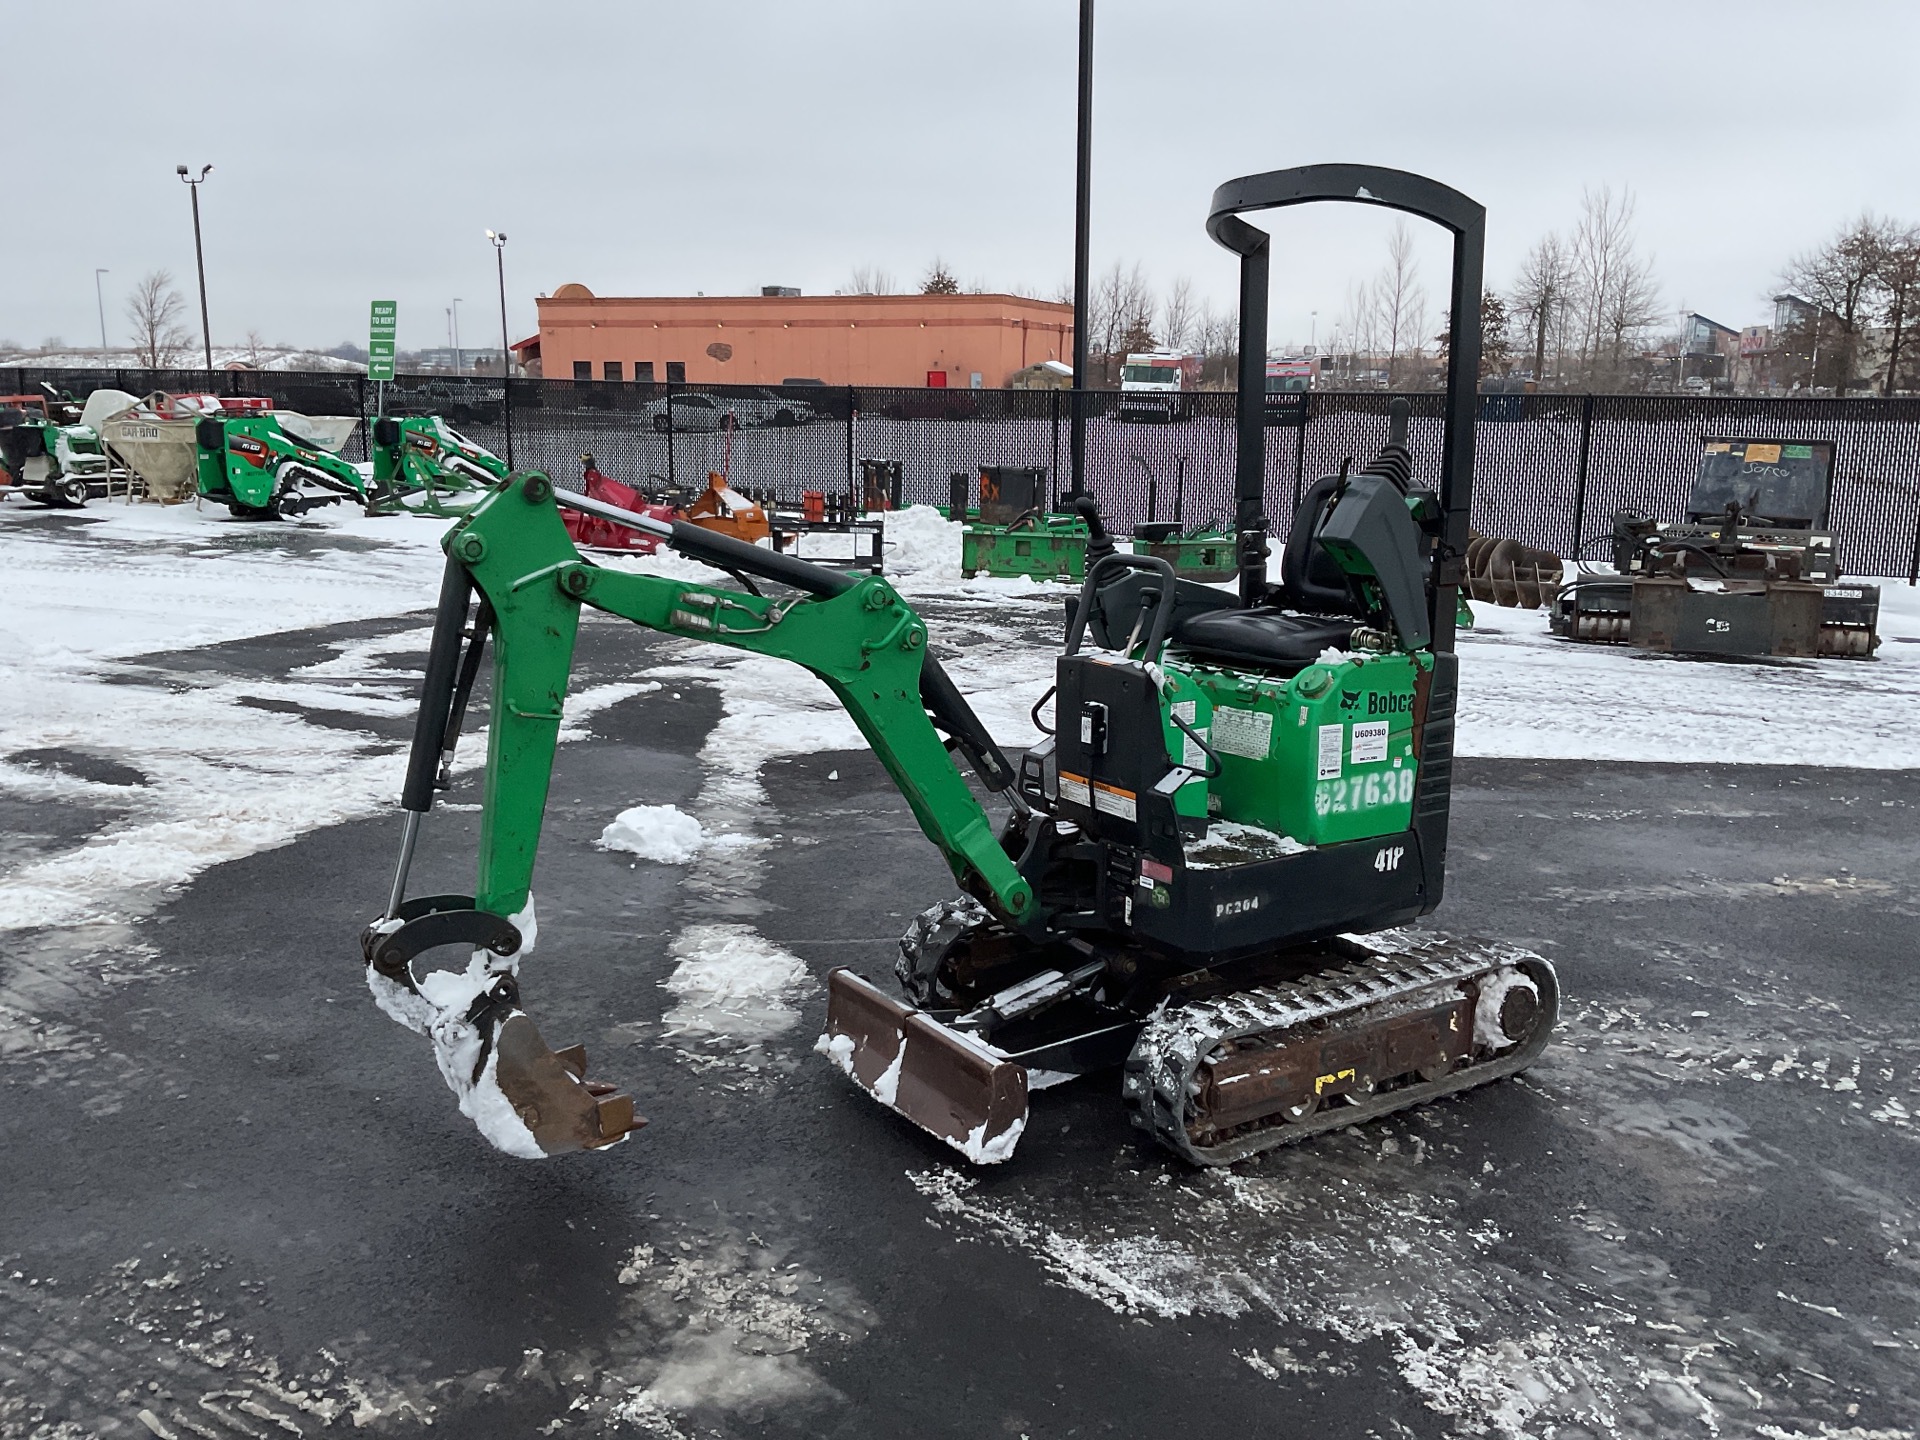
200;164;213;179
488;230;507;247
176;164;188;176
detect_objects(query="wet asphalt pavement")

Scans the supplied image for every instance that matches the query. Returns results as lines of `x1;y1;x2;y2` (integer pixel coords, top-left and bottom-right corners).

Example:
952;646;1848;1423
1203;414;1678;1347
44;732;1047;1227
2;609;1918;1439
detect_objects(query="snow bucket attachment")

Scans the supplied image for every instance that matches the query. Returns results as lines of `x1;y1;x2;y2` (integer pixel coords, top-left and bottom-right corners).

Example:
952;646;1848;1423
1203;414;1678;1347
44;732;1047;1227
820;968;1029;1164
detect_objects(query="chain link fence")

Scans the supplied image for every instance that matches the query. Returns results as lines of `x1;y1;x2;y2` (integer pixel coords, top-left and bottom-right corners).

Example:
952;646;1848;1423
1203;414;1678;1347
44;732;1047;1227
10;367;1920;579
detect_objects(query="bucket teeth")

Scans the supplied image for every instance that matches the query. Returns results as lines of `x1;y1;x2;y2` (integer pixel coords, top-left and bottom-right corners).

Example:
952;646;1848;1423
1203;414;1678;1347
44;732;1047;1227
492;1015;644;1155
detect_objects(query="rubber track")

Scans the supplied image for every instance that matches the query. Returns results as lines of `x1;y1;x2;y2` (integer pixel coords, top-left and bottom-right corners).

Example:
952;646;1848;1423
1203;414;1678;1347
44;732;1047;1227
1121;929;1560;1166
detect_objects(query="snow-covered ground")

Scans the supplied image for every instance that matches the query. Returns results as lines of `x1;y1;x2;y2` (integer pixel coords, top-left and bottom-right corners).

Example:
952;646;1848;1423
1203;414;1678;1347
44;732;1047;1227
6;346;364;373
3;495;1918;1434
2;496;1916;948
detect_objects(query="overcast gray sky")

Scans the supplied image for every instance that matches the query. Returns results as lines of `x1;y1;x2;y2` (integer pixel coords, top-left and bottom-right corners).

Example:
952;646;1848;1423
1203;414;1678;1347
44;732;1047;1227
9;0;1919;358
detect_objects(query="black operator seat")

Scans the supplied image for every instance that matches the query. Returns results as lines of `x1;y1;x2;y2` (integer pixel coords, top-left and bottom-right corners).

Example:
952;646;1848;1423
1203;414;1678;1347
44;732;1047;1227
1168;472;1369;674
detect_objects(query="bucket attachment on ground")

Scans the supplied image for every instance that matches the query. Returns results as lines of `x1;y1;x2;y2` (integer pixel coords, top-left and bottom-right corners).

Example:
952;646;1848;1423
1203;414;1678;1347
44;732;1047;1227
820;968;1028;1164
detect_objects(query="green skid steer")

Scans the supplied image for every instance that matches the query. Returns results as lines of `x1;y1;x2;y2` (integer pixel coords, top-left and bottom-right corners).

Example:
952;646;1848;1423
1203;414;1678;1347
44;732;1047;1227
363;164;1557;1166
195;412;371;519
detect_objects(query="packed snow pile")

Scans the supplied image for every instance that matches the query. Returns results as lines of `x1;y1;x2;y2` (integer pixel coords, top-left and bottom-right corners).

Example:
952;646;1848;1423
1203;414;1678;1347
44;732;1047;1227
599;804;705;863
881;505;966;585
660;923;813;1040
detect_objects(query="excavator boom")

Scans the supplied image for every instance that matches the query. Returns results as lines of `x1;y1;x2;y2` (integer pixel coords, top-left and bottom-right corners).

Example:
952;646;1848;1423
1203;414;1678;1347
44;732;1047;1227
364;473;1037;1155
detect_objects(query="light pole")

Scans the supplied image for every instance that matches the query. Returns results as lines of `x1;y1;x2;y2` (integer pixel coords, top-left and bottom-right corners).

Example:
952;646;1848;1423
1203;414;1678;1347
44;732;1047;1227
486;230;513;466
1068;0;1093;501
451;297;463;374
175;164;214;377
94;269;109;358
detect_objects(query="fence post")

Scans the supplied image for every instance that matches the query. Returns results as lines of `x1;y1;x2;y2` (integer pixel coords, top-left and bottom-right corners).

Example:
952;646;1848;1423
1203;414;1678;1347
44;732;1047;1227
1051;388;1061;510
846;386;857;504
1908;506;1920;586
665;377;675;488
1292;396;1309;512
1570;393;1596;560
357;376;370;461
503;369;515;469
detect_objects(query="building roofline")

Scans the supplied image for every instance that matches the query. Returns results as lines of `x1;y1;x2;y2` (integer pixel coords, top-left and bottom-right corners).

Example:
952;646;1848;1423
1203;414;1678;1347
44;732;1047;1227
536;289;1073;314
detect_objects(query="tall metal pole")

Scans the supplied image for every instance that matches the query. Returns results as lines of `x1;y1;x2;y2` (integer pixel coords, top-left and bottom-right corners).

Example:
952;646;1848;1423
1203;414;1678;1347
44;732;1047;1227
177;165;214;377
452;297;463;374
94;269;109;357
1068;0;1093;500
488;231;514;466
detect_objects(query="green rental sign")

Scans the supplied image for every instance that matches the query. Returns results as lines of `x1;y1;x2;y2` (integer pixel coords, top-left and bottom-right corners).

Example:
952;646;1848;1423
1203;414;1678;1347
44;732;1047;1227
368;300;397;382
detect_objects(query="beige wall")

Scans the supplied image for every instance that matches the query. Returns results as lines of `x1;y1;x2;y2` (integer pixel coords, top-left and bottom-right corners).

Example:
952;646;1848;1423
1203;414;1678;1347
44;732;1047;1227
533;288;1074;388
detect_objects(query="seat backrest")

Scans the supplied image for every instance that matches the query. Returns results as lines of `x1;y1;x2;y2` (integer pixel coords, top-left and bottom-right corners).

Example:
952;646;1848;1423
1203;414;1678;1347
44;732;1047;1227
1278;473;1366;616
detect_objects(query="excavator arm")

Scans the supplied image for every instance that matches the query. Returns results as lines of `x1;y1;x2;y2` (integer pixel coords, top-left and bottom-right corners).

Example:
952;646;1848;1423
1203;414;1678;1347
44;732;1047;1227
363;472;1034;1156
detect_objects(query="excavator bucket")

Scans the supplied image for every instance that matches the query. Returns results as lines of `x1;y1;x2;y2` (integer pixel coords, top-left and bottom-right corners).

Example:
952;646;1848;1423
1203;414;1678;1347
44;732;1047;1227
821;968;1029;1163
493;1018;643;1155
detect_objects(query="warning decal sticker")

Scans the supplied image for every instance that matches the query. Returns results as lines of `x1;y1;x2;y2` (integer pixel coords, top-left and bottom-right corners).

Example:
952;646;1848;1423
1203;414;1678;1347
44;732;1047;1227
1317;723;1344;780
1213;705;1273;761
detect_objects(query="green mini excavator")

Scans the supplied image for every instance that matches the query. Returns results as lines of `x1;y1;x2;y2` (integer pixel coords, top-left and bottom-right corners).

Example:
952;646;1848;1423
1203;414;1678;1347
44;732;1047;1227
362;164;1558;1166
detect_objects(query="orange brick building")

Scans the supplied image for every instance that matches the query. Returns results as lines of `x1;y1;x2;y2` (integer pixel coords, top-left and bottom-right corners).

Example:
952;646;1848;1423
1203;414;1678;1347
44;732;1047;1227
523;285;1075;388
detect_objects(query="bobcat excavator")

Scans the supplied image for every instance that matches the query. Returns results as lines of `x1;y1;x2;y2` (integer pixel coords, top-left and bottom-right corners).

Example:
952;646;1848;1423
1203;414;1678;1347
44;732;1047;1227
361;163;1558;1166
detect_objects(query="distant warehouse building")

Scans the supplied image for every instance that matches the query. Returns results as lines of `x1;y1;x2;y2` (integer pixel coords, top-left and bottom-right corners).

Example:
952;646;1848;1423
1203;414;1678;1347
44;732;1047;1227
520;284;1074;388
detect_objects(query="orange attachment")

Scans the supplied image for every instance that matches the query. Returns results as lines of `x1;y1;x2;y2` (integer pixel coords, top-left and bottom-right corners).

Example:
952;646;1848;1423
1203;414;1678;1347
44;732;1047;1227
801;490;826;523
685;471;770;546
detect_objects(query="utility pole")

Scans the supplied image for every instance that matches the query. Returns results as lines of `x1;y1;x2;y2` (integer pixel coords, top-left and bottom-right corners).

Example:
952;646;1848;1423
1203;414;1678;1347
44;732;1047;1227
1068;0;1093;500
487;231;514;466
1531;284;1552;388
452;297;463;374
94;269;109;357
176;165;214;377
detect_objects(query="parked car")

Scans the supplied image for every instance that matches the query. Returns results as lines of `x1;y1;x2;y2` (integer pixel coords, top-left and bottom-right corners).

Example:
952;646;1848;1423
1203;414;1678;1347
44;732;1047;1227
639;392;751;433
741;388;818;426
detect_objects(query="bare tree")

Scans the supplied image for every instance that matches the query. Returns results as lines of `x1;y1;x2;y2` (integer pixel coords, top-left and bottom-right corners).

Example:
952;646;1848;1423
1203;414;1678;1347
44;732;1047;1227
1191;301;1238;388
1564;186;1663;386
920;257;960;295
1160;276;1198;354
1875;223;1920;395
1511;233;1572;384
1374;221;1428;384
841;264;897;296
1090;260;1156;382
243;329;270;368
1338;277;1382;382
125;270;190;368
1781;214;1886;395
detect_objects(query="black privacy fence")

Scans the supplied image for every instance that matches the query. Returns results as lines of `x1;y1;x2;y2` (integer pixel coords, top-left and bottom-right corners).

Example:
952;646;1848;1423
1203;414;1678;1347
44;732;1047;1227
11;368;1920;580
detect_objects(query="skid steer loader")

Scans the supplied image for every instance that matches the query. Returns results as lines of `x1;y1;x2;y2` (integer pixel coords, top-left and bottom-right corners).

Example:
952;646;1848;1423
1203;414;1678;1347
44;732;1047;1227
362;163;1557;1166
195;412;371;518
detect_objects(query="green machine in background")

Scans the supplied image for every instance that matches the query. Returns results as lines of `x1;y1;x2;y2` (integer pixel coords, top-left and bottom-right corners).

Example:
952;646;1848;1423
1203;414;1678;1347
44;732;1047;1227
195;412;372;518
1127;454;1237;583
956;464;1090;581
369;414;510;516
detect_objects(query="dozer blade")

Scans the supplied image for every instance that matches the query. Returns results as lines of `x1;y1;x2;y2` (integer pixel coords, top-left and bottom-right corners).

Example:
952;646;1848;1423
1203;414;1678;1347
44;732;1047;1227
821;968;1028;1164
493;1018;644;1156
